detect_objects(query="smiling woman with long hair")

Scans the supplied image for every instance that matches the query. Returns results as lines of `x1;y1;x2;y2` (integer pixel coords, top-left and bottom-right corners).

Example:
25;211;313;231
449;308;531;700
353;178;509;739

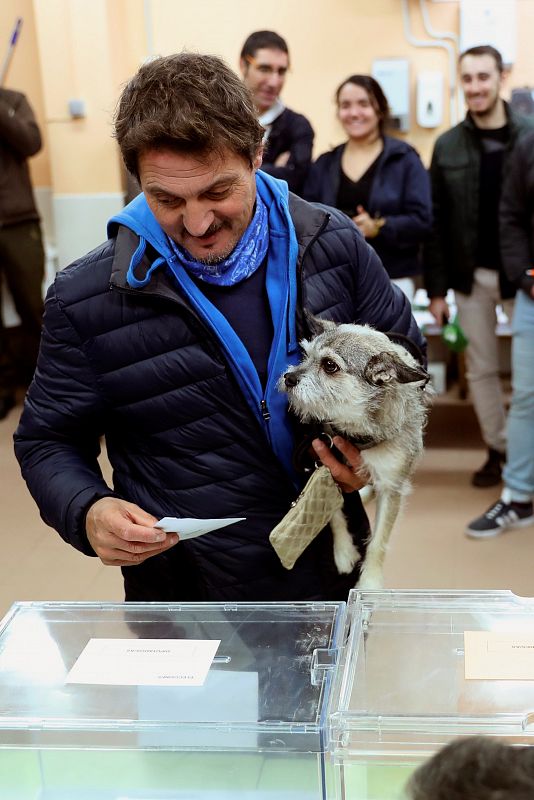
304;75;432;302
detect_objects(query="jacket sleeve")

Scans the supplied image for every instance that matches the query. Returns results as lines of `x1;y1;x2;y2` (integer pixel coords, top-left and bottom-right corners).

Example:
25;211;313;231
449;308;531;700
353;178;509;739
302;152;333;204
261;115;314;194
375;150;433;247
0;89;42;158
422;140;450;298
13;282;118;556
302;159;322;202
500;135;534;297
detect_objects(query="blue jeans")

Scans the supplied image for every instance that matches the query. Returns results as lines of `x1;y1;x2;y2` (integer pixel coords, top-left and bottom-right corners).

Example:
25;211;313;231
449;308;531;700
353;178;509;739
503;290;534;496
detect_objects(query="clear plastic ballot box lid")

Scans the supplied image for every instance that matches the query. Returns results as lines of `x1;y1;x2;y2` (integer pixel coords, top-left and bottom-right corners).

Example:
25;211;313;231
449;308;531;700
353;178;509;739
0;601;345;751
328;589;534;761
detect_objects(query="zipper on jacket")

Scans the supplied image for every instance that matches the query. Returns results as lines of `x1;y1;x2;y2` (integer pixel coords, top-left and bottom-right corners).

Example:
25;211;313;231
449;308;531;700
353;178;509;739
299;212;331;270
295;211;331;335
260;399;271;421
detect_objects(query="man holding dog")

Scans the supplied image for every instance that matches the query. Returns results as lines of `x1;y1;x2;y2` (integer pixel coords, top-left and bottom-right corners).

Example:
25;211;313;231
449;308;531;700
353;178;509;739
14;53;424;603
424;45;534;488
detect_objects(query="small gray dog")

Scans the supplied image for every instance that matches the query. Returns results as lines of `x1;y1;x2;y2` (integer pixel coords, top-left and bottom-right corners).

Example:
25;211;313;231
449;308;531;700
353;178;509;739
281;317;431;589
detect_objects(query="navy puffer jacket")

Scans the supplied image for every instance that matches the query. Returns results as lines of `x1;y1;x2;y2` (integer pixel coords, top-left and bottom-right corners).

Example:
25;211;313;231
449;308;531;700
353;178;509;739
15;193;424;602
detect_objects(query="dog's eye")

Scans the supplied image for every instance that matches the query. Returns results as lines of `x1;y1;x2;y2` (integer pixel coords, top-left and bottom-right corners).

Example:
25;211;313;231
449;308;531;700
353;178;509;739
321;358;340;374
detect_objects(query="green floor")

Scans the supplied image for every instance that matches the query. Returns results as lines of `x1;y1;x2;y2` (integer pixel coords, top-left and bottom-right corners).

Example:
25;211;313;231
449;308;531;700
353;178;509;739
0;750;321;799
0;750;418;799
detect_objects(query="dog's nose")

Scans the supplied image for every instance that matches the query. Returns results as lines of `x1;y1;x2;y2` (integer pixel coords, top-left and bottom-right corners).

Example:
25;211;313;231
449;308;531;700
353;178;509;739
284;371;299;388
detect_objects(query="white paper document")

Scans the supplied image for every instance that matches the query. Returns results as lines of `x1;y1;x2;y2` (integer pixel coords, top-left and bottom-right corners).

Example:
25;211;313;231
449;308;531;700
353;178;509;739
66;638;221;686
155;517;245;540
464;630;534;680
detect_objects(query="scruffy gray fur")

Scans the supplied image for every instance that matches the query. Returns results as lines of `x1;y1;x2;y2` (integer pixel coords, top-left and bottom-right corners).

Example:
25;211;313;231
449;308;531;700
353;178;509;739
281;317;432;589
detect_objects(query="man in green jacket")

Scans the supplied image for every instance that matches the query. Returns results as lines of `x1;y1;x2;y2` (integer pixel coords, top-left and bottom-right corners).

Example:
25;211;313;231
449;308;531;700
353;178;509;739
424;45;534;488
0;88;45;419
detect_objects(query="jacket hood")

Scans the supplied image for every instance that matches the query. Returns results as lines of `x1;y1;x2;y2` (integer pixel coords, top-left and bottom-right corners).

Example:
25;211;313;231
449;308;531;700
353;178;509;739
381;135;417;158
108;169;295;289
108;191;170;255
327;135;417;163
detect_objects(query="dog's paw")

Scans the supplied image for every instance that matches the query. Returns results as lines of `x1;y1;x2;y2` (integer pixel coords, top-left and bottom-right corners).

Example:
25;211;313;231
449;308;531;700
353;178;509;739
355;568;384;590
334;538;361;574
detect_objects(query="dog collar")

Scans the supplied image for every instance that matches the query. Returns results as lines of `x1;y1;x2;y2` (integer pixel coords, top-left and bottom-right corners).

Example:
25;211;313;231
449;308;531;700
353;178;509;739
292;426;383;473
324;428;383;451
346;434;380;450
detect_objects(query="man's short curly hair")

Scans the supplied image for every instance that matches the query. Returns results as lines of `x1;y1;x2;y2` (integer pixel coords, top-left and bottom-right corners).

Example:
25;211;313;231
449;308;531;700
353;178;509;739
460;44;504;73
406;736;534;800
114;52;264;179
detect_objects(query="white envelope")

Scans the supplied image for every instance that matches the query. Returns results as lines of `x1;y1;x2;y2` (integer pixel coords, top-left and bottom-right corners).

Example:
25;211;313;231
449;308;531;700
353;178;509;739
155;517;246;540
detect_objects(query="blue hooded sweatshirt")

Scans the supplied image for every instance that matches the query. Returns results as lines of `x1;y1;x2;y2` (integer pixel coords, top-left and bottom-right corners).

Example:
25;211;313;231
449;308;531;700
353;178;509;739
108;170;301;485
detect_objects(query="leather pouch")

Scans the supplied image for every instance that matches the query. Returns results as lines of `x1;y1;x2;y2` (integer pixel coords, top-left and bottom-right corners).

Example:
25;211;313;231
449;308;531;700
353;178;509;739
269;466;344;569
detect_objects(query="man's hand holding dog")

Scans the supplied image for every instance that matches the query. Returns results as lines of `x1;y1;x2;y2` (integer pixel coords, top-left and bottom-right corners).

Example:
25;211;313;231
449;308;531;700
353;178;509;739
312;436;368;493
86;497;179;566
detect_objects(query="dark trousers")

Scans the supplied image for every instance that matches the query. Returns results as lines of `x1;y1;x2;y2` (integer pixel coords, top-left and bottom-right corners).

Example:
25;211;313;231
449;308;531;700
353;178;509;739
0;220;45;396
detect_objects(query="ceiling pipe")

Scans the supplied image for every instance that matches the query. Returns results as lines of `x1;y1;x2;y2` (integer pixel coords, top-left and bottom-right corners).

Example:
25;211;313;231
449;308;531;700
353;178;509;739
401;0;458;126
419;0;462;123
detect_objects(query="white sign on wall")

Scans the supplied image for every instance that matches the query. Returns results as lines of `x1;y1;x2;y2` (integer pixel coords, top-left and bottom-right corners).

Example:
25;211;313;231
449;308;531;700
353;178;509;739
372;58;410;132
460;0;517;66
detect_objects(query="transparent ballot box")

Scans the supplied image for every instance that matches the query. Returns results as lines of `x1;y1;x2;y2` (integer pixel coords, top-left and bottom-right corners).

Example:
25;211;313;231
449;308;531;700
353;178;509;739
0;600;346;800
328;589;534;800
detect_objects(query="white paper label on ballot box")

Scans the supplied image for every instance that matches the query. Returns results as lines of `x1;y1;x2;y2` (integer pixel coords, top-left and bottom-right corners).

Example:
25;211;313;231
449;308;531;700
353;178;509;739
464;631;534;680
66;638;221;686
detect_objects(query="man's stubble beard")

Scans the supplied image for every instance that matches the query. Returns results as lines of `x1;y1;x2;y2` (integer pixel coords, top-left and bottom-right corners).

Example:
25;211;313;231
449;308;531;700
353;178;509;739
197;246;235;266
194;231;241;266
180;222;239;266
470;92;501;120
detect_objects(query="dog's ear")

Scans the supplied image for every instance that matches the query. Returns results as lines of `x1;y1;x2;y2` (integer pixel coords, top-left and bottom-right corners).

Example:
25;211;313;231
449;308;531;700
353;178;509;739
364;352;429;386
304;309;337;338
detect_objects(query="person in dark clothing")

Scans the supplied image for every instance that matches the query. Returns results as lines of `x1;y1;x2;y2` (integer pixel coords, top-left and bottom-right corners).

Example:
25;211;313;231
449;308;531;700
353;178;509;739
0;87;45;419
465;129;534;538
239;31;314;195
406;736;534;800
423;45;534;488
304;74;431;304
14;53;425;603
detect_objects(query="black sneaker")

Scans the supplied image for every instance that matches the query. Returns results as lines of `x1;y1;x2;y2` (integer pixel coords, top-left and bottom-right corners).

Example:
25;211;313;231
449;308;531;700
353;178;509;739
471;448;505;488
465;498;534;538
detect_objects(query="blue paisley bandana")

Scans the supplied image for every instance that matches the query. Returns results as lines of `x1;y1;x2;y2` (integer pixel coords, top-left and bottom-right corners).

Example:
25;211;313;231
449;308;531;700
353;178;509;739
167;195;269;286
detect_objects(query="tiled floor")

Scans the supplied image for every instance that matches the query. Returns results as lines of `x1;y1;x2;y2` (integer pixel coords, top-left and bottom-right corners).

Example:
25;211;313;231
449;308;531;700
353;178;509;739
1;392;533;619
0;399;123;616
